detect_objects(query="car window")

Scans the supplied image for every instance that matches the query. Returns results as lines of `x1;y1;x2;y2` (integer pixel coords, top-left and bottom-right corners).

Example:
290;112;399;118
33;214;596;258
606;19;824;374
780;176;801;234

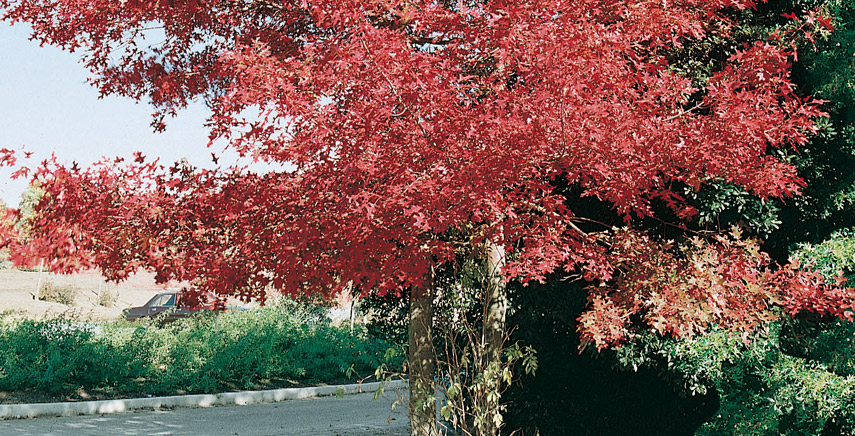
147;293;177;307
144;294;162;307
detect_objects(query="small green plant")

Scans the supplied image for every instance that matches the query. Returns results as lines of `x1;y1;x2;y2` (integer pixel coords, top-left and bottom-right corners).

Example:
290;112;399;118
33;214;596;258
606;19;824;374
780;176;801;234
38;280;77;305
97;289;117;307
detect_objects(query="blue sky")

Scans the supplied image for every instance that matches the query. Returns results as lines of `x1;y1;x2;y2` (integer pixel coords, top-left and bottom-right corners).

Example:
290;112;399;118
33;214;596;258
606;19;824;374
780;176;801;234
0;23;229;207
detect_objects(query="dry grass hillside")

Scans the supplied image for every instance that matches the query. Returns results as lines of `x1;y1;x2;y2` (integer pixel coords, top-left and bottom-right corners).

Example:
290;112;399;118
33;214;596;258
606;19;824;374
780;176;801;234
0;269;185;320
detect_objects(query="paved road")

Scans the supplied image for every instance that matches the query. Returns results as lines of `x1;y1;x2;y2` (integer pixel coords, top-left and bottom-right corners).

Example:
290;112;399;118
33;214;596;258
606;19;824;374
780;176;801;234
0;392;409;436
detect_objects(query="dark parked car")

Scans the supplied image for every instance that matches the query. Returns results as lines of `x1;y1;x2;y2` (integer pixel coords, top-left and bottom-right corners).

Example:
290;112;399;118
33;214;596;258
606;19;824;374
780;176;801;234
122;291;215;322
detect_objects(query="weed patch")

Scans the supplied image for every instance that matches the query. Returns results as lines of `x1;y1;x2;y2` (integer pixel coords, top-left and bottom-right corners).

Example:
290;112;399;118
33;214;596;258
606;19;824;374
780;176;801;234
38;280;77;306
97;289;117;307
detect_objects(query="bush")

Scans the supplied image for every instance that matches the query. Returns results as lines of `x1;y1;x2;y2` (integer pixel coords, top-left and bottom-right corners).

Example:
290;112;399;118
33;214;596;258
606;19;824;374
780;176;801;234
792;228;855;281
504;278;720;436
611;323;855;436
97;289;118;307
38;280;77;306
0;304;402;397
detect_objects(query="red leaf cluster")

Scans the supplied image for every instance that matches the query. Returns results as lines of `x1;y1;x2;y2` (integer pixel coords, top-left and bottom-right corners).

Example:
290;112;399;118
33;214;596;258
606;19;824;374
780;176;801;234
577;228;855;350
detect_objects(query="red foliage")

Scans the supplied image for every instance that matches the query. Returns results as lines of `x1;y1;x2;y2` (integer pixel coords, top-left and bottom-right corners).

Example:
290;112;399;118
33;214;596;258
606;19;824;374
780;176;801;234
577;228;855;350
0;0;847;344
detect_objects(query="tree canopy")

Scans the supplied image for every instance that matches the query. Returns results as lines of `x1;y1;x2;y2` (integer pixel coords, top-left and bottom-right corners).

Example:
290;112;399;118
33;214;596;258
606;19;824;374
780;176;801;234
0;0;851;347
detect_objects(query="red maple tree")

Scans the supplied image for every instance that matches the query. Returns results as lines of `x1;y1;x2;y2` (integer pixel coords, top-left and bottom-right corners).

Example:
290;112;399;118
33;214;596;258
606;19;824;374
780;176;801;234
1;0;853;431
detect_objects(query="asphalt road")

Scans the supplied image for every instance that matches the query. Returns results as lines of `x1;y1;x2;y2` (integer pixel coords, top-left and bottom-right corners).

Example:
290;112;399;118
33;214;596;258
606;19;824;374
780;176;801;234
0;392;409;436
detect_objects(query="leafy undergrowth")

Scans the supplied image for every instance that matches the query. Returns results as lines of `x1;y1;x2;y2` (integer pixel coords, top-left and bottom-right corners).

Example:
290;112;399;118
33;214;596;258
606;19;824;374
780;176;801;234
612;322;855;436
0;303;403;404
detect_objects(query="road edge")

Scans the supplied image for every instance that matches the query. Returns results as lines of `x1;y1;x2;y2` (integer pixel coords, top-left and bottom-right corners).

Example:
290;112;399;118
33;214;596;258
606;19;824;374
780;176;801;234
0;379;408;420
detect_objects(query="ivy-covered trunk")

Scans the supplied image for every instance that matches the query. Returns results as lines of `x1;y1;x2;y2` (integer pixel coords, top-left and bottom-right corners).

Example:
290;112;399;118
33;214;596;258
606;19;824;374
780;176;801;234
409;270;437;436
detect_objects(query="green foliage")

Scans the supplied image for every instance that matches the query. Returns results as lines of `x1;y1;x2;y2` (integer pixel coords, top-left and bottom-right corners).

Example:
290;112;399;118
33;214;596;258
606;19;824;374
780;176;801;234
361;289;409;349
663;6;765;87
686;181;783;238
768;1;855;249
506;274;855;435
703;351;855;436
16;182;45;233
364;257;538;436
612;327;766;396
433;280;537;436
792;228;855;281
0;305;401;396
794;319;855;378
504;278;721;436
612;323;855;436
361;257;491;353
265;293;331;324
802;0;855;124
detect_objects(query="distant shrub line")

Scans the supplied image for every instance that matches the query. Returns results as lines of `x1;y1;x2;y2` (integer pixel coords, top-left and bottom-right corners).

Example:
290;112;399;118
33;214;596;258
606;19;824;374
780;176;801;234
0;304;402;400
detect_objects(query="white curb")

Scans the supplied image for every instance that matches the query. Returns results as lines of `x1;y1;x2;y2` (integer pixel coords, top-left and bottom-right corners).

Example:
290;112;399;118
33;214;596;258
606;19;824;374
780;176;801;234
0;380;408;420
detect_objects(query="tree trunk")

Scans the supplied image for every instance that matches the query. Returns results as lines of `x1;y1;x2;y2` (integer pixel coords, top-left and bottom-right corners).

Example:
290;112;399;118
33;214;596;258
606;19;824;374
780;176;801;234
483;242;507;436
34;258;45;301
484;242;507;360
349;297;356;334
409;270;437;436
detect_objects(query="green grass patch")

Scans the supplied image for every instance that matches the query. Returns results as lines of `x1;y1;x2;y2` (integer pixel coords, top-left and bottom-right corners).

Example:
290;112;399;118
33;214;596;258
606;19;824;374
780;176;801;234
0;304;402;402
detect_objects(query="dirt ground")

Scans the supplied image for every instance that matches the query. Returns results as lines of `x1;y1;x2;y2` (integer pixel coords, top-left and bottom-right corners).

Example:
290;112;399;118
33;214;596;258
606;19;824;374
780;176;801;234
0;269;186;320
